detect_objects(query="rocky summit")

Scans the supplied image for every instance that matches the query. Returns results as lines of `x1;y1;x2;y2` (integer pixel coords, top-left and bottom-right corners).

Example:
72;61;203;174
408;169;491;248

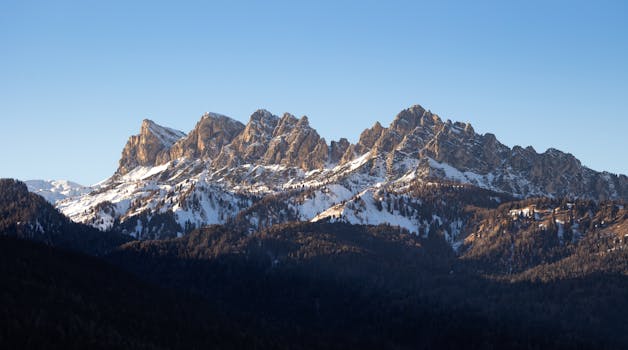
53;104;627;239
117;119;187;175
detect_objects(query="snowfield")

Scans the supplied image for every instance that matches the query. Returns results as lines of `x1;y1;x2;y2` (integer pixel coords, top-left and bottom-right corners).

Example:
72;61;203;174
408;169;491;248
25;180;92;204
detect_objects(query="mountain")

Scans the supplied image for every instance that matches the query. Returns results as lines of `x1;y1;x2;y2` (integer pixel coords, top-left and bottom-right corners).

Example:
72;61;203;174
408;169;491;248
117;118;187;175
4;104;627;349
0;179;129;255
25;179;91;204
56;104;628;239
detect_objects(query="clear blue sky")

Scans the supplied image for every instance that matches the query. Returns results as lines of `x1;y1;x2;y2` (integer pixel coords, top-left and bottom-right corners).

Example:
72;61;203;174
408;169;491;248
1;0;627;185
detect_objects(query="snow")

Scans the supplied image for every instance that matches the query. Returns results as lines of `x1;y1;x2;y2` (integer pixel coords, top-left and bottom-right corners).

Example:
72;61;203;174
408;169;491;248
145;120;185;147
423;158;549;199
25;179;92;204
55;158;257;235
122;163;171;181
133;220;143;238
56;148;471;245
297;184;354;220
427;158;488;187
54;112;599;244
345;151;372;172
510;207;534;218
312;189;419;234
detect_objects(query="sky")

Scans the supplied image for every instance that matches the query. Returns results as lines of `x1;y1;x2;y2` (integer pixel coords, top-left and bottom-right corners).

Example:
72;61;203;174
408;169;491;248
1;0;627;185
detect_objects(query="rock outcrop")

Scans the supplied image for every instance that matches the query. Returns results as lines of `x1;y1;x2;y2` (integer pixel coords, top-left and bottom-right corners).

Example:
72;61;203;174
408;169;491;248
114;104;628;202
60;103;628;239
117;119;185;175
163;113;245;163
214;109;279;168
216;112;335;170
330;138;350;164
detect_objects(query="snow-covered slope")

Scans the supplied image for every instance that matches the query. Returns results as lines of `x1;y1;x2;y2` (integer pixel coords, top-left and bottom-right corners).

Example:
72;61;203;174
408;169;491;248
145;120;186;147
25;180;92;204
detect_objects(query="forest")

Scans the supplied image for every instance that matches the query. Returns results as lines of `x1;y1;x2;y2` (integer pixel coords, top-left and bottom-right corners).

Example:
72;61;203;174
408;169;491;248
1;179;626;349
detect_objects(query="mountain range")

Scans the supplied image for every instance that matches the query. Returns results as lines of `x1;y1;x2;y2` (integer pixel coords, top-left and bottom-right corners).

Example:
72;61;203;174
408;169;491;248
7;103;628;349
31;104;626;241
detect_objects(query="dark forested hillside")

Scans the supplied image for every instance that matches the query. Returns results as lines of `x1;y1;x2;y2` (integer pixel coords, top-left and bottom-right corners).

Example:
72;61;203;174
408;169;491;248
0;236;275;349
0;179;130;255
107;222;627;349
460;197;628;277
2;179;627;349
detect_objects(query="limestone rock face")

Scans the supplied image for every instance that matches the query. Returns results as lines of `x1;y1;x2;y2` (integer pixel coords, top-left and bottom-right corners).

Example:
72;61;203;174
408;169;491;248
282;116;326;169
214;109;279;168
215;111;338;171
342;105;439;162
262;113;298;165
117;119;185;175
263;114;329;170
354;121;386;155
418;121;510;174
330;138;350;164
61;103;628;240
114;105;628;201
330;104;628;200
165;113;245;163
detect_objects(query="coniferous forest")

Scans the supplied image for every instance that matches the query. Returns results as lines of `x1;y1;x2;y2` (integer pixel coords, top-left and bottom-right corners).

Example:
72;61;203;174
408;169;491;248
1;179;627;349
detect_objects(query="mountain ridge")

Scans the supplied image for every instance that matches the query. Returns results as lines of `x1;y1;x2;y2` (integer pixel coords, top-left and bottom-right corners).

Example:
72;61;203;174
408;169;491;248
51;104;627;239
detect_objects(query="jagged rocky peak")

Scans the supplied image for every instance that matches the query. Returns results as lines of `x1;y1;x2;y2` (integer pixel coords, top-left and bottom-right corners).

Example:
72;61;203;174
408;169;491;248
214;110;279;167
166;112;245;162
363;121;386;145
141;119;186;146
391;104;446;133
262;113;330;170
509;146;586;195
297;115;310;127
249;109;279;128
344;106;444;161
344;121;386;160
273;113;299;137
215;110;333;170
391;104;426;132
414;113;517;175
509;145;579;174
330;138;351;164
109;104;627;203
238;109;279;144
58;103;628;241
117;119;186;175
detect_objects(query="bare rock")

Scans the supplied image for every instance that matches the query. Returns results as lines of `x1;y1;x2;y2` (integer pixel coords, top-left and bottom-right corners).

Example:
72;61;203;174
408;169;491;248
117;119;185;175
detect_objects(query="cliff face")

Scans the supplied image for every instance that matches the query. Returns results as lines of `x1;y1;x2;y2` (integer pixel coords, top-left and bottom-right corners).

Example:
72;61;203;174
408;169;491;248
62;104;628;240
214;109;279;168
117;119;186;175
115;105;627;201
332;105;627;200
163;113;245;163
214;111;341;170
261;114;328;170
